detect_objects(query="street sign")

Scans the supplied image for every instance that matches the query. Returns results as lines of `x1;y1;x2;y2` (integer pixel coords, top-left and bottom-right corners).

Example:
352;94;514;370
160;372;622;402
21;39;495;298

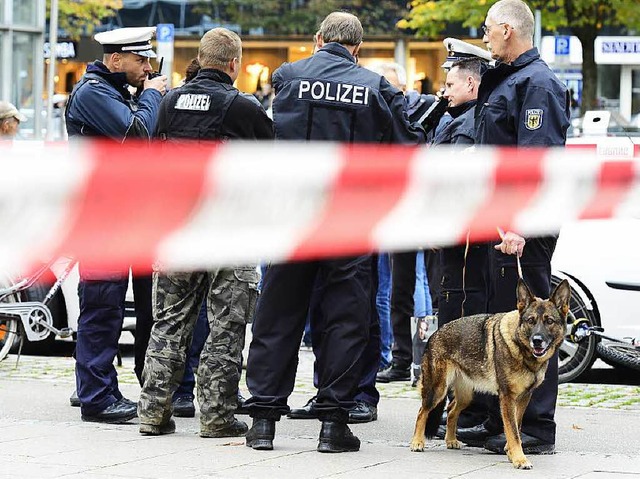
555;36;570;56
155;24;175;87
157;23;174;43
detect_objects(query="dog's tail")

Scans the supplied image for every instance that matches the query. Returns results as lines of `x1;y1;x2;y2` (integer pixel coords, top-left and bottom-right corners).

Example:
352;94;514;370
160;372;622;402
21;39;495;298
424;399;446;439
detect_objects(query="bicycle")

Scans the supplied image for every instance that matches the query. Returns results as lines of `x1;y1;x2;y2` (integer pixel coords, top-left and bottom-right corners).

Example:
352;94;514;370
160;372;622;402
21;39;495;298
569;318;640;372
0;258;74;362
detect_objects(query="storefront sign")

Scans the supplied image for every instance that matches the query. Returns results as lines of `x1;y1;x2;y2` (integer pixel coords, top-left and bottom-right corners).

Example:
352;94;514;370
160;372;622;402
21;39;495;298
595;36;640;64
44;41;77;59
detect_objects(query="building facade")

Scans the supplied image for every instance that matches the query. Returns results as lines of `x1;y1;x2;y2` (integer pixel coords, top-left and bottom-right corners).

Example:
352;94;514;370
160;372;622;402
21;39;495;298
0;0;45;138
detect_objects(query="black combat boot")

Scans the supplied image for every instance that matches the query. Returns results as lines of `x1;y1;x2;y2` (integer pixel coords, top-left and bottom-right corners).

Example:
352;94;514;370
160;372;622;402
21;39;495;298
245;418;276;450
376;361;411;383
317;421;360;453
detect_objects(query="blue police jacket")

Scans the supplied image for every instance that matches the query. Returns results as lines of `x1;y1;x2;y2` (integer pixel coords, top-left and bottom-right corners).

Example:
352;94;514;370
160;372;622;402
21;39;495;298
432;100;476;146
271;42;425;144
65;61;162;141
475;48;570;146
475;48;569;269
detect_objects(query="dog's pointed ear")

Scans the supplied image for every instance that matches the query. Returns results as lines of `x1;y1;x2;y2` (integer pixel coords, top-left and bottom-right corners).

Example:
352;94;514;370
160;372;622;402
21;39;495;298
550;279;571;318
516;278;535;313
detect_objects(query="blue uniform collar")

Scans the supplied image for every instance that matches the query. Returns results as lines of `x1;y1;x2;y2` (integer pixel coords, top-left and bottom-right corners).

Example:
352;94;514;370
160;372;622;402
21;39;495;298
87;61;129;88
495;47;540;70
510;47;540;67
195;68;234;85
447;99;476;118
86;61;132;98
318;42;357;64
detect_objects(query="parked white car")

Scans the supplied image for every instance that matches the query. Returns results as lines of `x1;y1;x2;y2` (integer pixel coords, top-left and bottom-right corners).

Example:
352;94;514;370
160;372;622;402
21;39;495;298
553;218;640;382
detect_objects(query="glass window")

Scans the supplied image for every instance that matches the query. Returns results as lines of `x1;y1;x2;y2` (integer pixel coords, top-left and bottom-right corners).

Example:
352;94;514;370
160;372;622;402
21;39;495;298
0;0;5;24
633;70;640;119
12;32;37;108
598;64;621;110
13;0;38;27
0;33;4;72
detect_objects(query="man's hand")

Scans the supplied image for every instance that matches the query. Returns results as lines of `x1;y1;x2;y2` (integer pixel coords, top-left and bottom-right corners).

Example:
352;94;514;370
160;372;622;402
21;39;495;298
144;75;167;95
495;228;525;257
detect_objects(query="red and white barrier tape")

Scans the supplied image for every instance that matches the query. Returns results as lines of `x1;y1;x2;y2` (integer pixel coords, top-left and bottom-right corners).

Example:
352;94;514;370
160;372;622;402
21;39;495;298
1;139;639;273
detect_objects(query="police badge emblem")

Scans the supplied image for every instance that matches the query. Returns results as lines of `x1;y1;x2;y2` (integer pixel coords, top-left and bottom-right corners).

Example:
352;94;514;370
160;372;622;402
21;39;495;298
525;109;543;130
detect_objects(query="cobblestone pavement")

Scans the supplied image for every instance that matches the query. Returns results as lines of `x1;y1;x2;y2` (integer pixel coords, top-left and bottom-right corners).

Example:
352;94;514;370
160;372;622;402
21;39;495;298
1;348;639;411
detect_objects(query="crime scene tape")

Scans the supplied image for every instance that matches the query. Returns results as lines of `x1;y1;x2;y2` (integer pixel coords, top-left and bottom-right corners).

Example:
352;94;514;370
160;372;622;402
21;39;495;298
0;138;639;274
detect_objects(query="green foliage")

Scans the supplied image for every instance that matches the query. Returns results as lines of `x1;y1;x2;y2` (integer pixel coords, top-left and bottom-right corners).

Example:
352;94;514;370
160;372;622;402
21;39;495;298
47;0;122;40
193;0;408;35
399;0;640;38
399;0;640;112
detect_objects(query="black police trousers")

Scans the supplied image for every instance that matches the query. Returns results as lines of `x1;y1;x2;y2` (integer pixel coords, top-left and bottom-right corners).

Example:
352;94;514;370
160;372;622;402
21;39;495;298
308;256;381;407
389;251;417;369
246;255;371;423
75;266;152;415
484;245;558;445
438;243;490;428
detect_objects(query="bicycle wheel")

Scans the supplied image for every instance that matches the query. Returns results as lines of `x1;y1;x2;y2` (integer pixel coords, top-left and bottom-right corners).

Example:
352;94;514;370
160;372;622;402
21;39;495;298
597;341;640;372
0;273;21;361
554;275;599;383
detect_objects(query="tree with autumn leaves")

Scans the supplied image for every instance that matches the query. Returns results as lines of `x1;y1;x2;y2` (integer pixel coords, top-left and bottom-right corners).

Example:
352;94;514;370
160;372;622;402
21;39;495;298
47;0;122;39
399;0;640;114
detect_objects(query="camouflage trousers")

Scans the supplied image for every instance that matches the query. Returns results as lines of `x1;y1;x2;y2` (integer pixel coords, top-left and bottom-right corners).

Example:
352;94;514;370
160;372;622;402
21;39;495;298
138;266;258;431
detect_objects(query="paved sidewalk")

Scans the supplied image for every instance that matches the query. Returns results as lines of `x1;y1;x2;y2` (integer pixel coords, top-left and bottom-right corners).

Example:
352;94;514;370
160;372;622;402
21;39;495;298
1;350;639;478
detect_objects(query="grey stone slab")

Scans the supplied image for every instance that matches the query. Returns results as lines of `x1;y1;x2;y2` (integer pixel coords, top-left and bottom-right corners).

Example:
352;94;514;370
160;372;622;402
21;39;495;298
0;461;91;478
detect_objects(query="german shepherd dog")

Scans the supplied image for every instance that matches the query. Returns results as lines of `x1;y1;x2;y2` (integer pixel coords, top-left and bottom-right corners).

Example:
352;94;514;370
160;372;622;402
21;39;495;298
410;278;570;469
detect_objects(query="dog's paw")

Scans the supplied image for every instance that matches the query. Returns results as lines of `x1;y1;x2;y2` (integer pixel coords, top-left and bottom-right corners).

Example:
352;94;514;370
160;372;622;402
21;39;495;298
410;439;425;452
446;439;462;450
512;457;533;470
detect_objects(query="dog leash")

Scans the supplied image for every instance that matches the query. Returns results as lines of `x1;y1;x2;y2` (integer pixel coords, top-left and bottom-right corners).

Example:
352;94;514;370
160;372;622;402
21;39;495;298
460;229;471;317
497;227;523;279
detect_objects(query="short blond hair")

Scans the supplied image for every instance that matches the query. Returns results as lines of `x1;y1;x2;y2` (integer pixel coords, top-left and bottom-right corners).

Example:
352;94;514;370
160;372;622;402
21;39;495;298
198;28;242;70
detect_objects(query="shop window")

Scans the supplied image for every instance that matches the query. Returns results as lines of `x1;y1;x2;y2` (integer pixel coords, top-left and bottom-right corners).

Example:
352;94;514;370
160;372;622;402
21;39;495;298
633;70;640;119
597;64;621;110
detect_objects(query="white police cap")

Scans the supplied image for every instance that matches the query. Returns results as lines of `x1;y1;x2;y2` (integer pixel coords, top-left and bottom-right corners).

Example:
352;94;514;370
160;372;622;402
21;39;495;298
94;27;157;58
441;37;492;69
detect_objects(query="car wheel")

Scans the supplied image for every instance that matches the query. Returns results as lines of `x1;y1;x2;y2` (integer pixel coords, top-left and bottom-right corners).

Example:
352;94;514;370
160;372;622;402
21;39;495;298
0;273;21;361
554;275;599;383
16;274;67;355
596;341;640;372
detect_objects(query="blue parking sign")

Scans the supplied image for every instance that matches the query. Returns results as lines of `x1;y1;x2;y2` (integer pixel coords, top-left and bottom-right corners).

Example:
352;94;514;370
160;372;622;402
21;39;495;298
555;36;570;56
157;24;174;43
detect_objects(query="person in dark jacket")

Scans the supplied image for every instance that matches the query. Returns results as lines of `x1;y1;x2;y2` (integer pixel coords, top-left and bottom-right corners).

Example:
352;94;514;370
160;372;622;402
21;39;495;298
432;59;481;147
65;26;166;424
456;0;571;456
138;27;273;438
244;11;425;454
432;57;492;430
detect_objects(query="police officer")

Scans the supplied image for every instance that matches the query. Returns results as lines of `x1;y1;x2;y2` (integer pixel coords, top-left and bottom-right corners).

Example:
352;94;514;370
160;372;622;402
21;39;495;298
432;55;492;430
137;27;273;438
456;0;571;455
65;27;166;423
244;11;425;453
368;63;425;386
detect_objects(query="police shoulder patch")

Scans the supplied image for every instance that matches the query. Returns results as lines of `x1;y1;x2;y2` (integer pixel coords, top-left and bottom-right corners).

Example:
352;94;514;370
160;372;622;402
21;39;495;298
525;109;543;130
